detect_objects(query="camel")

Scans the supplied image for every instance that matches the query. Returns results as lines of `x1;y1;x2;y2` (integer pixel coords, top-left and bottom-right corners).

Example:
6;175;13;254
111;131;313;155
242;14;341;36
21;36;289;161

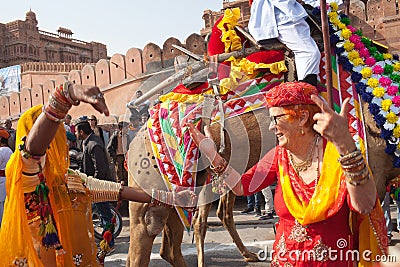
125;7;400;267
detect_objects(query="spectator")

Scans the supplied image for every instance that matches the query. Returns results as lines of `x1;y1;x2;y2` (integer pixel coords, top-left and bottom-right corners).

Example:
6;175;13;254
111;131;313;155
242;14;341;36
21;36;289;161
128;109;142;141
241;192;263;216
88;115;105;145
75;119;115;250
140;112;150;127
135;90;151;115
3;119;16;151
0;129;12;226
259;186;275;220
107;121;131;216
64;114;75;134
67;130;81;170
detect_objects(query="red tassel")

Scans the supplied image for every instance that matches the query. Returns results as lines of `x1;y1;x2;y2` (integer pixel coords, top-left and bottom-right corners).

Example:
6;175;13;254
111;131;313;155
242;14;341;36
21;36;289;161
102;230;113;243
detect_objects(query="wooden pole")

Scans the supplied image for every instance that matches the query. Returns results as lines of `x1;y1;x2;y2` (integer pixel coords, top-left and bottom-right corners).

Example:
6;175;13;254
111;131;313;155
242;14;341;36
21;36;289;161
320;0;334;108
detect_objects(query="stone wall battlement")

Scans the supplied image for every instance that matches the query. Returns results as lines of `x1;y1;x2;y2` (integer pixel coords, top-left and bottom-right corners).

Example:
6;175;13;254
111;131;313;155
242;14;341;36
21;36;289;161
1;33;207;124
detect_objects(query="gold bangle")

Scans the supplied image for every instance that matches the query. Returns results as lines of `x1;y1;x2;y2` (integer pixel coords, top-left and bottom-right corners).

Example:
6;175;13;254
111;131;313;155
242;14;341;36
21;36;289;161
62;81;80;106
341;158;365;171
346;174;370;186
338;149;362;164
343;166;369;179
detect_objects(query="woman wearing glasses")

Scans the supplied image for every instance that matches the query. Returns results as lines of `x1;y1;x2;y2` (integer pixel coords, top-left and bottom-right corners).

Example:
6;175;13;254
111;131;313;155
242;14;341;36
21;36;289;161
188;81;387;266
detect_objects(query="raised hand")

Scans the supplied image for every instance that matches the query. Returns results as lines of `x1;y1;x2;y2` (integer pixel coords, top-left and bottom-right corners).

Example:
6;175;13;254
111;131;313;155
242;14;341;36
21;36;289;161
311;95;356;155
69;84;109;116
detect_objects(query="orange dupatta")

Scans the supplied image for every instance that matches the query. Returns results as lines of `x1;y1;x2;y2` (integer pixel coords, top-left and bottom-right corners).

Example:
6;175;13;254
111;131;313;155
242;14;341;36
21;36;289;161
279;142;387;266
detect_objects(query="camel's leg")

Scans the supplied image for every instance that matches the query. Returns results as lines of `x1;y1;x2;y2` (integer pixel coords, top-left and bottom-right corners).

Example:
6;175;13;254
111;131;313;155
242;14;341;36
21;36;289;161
126;202;170;267
160;209;188;267
193;202;213;267
217;191;259;262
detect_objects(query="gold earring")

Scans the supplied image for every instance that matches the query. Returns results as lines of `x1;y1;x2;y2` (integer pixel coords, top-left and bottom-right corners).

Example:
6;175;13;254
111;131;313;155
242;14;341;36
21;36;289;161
301;128;304;135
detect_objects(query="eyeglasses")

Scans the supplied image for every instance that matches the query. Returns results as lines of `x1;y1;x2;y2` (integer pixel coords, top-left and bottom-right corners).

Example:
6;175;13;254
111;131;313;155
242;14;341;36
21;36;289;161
269;113;289;125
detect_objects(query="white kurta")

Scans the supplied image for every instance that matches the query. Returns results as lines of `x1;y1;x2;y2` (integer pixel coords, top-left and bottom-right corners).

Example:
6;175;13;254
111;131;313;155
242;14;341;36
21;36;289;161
248;0;321;80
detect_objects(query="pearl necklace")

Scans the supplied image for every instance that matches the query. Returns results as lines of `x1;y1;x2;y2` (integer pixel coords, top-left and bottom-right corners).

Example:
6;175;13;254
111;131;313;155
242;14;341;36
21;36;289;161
289;135;320;173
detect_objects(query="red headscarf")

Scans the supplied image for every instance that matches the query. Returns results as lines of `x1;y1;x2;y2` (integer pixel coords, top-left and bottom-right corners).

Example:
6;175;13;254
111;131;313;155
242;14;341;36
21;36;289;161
264;81;318;107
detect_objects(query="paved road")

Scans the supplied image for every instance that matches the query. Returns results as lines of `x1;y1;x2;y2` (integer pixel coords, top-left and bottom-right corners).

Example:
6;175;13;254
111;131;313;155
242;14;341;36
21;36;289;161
105;198;400;266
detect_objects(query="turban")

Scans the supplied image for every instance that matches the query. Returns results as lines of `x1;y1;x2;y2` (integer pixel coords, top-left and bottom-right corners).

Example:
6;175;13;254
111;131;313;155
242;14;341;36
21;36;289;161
0;128;10;139
265;81;319;107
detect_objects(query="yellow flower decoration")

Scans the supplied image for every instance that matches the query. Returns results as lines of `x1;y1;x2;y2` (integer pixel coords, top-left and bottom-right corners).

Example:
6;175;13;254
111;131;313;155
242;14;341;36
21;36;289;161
387;112;398;124
352;58;364;67
330;2;339;11
343;41;355;52
330;18;340;27
368;78;379;88
381;99;392;111
394;125;400;138
394;62;400;72
328;12;337;19
348;50;360;61
360;67;372;79
383;53;393;60
341;28;352;39
372;86;385;97
338;22;347;30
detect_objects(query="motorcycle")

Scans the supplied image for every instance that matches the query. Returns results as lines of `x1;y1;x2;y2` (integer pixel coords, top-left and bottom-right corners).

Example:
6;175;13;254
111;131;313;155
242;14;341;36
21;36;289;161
92;204;123;240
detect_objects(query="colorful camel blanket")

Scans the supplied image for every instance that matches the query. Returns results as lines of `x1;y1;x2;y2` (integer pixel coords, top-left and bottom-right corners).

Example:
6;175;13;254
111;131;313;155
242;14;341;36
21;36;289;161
147;71;284;231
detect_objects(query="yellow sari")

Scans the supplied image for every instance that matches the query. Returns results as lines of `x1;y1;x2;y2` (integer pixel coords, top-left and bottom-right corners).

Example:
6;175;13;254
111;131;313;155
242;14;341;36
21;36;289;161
0;105;99;266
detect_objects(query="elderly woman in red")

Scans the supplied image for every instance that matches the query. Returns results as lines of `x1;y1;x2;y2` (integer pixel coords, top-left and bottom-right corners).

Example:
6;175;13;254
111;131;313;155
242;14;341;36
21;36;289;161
188;81;387;266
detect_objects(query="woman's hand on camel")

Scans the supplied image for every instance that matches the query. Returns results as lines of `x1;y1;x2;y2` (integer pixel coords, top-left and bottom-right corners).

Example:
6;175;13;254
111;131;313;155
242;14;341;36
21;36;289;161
68;84;109;116
186;123;218;163
173;188;198;212
311;95;357;154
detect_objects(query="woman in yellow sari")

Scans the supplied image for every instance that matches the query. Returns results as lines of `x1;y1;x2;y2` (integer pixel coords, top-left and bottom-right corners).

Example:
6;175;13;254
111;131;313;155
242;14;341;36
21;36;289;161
0;82;196;266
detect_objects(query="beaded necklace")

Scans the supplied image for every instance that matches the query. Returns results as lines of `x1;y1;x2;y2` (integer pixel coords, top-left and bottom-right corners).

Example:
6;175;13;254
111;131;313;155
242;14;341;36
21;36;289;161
289;135;321;192
289;135;319;173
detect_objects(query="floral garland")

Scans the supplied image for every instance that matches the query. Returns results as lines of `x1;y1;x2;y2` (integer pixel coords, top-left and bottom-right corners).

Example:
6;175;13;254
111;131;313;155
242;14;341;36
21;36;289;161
324;3;400;167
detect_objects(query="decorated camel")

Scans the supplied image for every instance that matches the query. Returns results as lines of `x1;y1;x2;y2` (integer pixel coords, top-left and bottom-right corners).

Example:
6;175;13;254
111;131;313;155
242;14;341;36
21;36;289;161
125;4;400;267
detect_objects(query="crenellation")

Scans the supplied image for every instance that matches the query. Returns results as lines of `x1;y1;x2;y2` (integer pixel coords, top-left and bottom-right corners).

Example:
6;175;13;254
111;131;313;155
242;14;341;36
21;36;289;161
31;84;43;106
20;88;32;113
9;92;21;115
142;43;163;73
125;48;143;78
95;59;111;88
81;65;96;86
0;96;10;120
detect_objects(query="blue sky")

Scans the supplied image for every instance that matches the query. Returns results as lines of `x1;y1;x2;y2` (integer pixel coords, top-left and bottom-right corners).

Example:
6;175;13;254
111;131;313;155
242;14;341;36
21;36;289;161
1;1;223;56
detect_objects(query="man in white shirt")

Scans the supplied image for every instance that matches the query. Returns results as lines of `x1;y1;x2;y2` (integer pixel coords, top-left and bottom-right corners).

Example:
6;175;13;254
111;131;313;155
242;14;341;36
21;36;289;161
248;0;321;86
